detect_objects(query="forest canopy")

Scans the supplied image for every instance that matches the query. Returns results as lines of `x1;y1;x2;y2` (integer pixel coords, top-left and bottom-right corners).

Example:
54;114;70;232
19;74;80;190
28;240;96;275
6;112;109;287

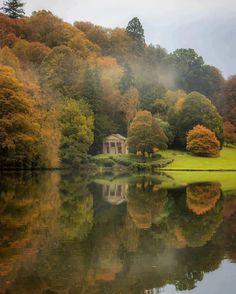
0;6;235;168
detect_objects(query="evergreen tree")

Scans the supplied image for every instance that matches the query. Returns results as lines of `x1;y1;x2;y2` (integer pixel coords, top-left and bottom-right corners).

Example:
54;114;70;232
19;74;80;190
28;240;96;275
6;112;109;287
126;17;145;55
81;65;102;113
119;63;134;94
1;0;25;19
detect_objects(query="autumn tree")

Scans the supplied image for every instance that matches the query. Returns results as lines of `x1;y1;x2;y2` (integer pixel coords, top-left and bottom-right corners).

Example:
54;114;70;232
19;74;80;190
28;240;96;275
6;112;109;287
128;111;167;157
0;46;21;76
40;45;80;99
0;66;42;169
186;182;221;215
119;87;139;126
126;17;145;55
60;99;94;167
186;125;220;157
1;0;25;19
176;92;224;147
224;121;236;144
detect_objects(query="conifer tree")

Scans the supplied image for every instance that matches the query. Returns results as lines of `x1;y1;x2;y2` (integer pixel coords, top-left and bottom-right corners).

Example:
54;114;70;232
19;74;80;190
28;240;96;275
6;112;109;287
1;0;25;19
126;17;145;55
119;63;134;94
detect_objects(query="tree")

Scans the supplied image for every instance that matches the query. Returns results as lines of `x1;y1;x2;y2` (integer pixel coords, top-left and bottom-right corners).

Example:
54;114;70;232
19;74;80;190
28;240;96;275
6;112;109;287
119;87;139;126
156;118;175;147
186;125;220;157
60;99;94;167
1;0;25;19
224;75;236;126
176;92;224;147
126;17;145;55
119;63;134;94
224;121;236;144
128;111;167;157
39;45;80;99
186;182;221;215
0;66;41;169
164;49;204;91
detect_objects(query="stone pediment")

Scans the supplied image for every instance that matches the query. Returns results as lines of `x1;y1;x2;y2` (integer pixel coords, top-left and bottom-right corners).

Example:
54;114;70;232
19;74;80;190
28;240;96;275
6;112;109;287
104;134;127;142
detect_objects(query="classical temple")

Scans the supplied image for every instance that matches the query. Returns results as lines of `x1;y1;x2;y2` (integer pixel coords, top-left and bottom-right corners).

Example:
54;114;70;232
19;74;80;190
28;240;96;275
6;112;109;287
103;134;128;154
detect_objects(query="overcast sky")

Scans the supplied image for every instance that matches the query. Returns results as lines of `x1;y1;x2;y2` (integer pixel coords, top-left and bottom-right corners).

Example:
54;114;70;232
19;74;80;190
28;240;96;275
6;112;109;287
2;0;236;77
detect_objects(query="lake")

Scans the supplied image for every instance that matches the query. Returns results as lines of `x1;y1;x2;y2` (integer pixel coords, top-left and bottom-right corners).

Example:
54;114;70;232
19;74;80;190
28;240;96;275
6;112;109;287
0;171;236;294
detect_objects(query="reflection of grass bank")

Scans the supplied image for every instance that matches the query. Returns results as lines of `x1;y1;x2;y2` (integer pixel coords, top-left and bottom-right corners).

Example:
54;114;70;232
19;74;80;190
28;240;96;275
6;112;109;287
159;147;236;171
160;171;236;193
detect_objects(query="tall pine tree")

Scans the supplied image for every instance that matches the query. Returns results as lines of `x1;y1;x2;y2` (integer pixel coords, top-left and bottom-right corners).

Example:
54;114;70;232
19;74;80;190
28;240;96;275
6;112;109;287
1;0;25;18
126;17;145;55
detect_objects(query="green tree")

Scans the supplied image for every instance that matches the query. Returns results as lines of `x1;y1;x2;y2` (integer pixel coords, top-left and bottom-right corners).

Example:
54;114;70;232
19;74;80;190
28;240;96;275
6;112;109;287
60;98;94;167
128;111;167;157
156;118;175;147
176;92;224;147
164;48;204;90
1;0;25;19
81;65;102;113
39;45;80;99
126;17;145;55
119;63;134;94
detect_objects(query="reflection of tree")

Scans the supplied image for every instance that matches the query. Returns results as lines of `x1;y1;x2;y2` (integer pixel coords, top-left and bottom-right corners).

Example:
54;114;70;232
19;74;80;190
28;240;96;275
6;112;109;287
0;172;60;292
127;177;168;229
178;184;223;247
59;172;94;240
0;174;233;294
186;182;221;215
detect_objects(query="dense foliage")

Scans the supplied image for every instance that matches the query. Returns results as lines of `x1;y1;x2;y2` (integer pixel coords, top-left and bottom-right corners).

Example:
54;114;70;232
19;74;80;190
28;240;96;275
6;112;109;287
60;99;94;167
186;125;220;157
0;7;235;168
176;92;224;147
128;111;167;156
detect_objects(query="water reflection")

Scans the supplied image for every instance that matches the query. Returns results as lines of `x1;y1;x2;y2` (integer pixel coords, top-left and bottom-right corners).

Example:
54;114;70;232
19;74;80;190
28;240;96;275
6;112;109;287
0;172;236;293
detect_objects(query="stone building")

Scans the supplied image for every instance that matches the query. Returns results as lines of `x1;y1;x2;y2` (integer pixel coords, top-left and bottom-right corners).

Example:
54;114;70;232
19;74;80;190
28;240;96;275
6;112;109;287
103;134;128;154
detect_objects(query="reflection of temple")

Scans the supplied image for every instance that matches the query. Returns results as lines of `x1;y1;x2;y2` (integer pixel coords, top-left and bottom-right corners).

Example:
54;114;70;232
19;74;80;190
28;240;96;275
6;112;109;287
103;184;128;205
145;289;160;294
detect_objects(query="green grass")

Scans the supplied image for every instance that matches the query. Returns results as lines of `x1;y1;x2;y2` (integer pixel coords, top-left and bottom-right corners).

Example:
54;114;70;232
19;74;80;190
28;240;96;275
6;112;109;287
159;171;236;192
159;147;236;171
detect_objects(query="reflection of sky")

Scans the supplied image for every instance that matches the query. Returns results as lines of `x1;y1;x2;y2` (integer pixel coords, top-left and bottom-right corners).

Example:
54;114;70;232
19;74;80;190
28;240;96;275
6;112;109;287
156;260;236;293
3;0;235;77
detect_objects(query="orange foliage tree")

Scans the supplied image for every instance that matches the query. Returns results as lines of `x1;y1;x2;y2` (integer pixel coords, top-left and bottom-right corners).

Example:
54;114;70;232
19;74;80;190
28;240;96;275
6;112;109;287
0;66;41;169
186;182;221;215
186;125;220;157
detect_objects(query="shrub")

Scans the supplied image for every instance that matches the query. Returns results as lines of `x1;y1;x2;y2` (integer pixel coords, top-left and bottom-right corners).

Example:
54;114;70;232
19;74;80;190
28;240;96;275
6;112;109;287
224;121;236;144
186;125;220;157
103;158;115;167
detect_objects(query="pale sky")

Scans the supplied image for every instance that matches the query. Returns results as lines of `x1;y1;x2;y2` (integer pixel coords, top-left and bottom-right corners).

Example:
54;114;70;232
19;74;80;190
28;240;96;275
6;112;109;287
1;0;236;77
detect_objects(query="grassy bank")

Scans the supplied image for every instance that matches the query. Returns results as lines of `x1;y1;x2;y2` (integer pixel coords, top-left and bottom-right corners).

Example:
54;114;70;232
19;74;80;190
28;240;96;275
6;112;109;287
159;147;236;171
91;153;173;171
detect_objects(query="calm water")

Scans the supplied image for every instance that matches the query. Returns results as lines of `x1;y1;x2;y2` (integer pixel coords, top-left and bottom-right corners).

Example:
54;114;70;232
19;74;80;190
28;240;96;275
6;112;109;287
0;171;236;294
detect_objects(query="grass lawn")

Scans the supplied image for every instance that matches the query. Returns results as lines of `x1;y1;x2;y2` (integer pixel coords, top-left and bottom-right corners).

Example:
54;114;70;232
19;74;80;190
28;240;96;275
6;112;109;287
159;147;236;171
159;171;236;192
